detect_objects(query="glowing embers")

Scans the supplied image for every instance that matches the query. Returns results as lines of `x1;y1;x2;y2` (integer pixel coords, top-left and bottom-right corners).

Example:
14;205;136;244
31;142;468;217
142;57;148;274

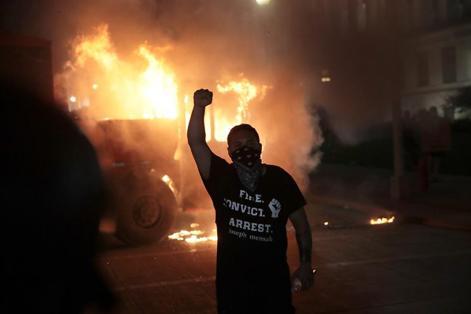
370;216;395;225
168;223;217;244
62;24;178;120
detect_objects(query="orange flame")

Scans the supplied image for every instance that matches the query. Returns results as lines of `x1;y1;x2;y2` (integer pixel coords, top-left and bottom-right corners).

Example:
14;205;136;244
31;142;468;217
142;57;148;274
370;216;395;225
168;224;218;244
214;79;266;141
60;25;268;144
74;25;117;70
217;79;258;122
138;46;178;119
181;78;266;142
62;24;178;120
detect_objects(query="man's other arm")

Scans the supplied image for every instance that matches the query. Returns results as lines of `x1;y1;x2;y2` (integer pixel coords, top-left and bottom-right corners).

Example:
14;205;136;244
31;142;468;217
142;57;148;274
187;89;213;180
289;207;314;291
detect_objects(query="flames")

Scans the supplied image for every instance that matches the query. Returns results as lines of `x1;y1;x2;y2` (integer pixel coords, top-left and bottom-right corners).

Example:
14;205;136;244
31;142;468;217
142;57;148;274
59;24;266;142
74;25;117;70
62;24;179;120
168;223;218;244
137;46;179;119
217;79;258;123
214;79;266;142
370;216;395;225
183;79;265;142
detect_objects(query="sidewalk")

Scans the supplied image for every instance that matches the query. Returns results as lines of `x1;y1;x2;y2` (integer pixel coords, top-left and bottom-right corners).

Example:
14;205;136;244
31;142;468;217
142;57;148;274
309;163;471;230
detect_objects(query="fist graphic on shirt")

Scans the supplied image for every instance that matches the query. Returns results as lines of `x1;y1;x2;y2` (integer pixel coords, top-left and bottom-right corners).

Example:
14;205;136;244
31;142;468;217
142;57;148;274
268;198;282;218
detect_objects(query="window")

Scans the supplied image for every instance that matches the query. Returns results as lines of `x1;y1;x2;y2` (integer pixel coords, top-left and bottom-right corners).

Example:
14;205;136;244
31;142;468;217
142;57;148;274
417;52;429;87
442;46;457;83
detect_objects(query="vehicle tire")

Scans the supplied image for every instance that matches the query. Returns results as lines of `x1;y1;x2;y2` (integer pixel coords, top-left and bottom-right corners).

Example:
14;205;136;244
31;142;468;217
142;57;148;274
115;178;177;245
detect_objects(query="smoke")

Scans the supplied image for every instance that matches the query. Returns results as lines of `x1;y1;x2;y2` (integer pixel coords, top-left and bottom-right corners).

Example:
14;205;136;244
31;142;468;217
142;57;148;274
249;72;323;189
1;0;329;190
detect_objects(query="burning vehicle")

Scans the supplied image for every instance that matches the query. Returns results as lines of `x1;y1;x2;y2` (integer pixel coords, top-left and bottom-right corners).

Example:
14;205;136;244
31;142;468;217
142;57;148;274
1;31;182;245
2;22;320;246
55;25;270;245
89;118;180;244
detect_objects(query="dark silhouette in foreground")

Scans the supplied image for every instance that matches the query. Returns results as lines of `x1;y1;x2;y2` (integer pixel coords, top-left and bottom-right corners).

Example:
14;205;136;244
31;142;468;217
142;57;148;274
1;84;114;313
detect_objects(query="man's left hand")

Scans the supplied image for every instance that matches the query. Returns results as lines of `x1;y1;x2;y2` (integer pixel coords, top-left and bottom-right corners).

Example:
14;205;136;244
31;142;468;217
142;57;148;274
291;263;314;292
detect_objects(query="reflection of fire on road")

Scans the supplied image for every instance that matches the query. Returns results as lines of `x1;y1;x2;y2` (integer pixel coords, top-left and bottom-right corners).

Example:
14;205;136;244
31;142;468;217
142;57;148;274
370;216;395;225
168;223;217;244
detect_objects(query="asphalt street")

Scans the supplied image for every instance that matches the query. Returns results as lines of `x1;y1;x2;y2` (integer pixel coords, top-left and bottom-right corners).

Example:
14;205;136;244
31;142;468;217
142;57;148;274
90;201;471;314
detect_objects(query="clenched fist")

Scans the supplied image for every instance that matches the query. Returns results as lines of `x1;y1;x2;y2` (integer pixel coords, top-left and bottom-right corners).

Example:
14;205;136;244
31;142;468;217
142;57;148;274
194;89;213;108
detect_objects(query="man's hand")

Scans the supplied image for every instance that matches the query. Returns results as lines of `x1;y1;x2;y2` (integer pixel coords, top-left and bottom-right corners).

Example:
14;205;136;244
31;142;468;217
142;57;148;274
194;89;213;108
291;264;315;292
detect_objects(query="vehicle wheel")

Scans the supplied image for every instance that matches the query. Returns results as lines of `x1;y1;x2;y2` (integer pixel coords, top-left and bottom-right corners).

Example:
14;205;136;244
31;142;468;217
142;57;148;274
116;179;177;245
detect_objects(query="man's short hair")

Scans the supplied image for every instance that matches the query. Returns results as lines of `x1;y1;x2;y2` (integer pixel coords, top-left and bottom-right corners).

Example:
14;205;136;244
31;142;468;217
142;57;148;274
227;123;260;144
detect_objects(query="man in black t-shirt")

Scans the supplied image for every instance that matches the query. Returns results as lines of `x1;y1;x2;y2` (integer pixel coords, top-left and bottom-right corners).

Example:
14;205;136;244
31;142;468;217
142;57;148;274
187;89;314;313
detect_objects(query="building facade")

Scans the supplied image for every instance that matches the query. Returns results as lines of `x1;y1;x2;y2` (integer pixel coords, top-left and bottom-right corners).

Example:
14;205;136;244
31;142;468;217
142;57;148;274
311;0;471;120
401;0;471;119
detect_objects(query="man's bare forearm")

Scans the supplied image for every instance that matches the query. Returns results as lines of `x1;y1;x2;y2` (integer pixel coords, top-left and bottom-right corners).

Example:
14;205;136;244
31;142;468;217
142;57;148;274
187;89;212;179
290;208;313;266
187;106;206;146
296;228;312;265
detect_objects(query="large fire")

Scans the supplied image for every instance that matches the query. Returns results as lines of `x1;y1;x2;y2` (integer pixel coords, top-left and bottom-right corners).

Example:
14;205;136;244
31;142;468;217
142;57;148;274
59;24;265;142
62;24;178;120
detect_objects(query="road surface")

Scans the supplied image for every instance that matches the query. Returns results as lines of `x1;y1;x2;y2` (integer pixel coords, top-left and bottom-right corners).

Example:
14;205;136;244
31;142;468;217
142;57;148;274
91;201;471;313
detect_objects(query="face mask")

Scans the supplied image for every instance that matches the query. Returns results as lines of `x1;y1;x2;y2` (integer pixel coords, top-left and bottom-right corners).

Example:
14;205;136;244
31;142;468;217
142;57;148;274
230;146;262;192
229;146;261;168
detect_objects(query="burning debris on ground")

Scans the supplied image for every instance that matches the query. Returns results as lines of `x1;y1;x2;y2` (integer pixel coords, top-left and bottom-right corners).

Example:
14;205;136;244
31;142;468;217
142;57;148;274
168;225;218;244
370;216;395;225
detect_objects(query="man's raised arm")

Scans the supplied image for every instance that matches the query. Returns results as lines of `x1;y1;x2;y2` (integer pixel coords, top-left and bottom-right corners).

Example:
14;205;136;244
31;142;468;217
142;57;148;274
187;89;213;180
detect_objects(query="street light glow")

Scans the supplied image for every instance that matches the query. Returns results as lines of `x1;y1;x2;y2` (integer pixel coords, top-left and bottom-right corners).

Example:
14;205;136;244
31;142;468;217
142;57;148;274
256;0;271;5
321;76;332;83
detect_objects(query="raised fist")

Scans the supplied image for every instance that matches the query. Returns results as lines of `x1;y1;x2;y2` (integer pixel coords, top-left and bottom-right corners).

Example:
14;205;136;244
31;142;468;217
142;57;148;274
193;89;213;108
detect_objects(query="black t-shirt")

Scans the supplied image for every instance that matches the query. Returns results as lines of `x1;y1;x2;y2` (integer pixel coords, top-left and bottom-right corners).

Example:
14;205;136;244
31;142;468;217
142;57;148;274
202;153;306;312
